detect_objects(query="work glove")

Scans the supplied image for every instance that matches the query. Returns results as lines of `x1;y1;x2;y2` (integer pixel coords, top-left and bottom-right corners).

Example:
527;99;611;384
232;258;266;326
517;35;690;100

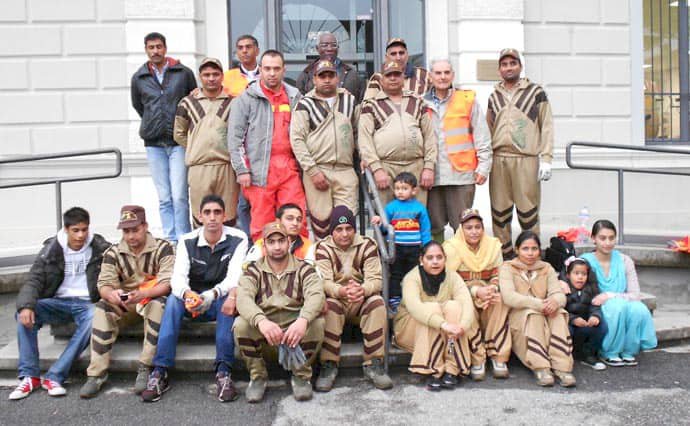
538;161;552;182
197;289;217;314
278;344;307;371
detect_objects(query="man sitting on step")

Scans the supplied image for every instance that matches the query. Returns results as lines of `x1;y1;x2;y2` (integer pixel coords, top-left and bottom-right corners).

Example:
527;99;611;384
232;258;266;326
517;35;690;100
234;221;325;403
141;194;247;403
10;207;110;400
244;203;314;265
313;206;393;392
79;205;174;399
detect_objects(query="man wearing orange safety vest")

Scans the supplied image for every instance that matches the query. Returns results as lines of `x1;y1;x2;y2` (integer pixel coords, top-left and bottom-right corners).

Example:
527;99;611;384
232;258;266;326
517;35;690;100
223;34;261;239
423;58;492;242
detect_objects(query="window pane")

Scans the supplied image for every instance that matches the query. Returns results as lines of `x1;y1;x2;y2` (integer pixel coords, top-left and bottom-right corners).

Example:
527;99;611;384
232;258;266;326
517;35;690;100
229;1;266;54
389;0;425;67
644;0;681;141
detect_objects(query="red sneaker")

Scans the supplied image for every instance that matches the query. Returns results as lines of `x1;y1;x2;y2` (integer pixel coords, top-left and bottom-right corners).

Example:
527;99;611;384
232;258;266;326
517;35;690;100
9;376;41;400
41;378;67;396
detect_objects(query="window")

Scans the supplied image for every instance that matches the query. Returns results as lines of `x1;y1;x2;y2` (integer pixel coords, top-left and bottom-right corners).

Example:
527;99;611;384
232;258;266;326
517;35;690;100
644;0;689;143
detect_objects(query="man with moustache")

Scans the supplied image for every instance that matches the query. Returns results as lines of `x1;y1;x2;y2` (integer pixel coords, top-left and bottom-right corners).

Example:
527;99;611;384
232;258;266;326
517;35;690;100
295;32;361;101
290;59;359;239
363;38;430;100
174;58;238;227
486;49;554;259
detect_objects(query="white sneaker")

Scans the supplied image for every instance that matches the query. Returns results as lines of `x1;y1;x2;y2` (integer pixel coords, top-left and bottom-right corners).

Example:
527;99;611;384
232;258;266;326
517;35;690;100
9;376;41;400
470;364;486;381
491;359;510;379
41;378;67;396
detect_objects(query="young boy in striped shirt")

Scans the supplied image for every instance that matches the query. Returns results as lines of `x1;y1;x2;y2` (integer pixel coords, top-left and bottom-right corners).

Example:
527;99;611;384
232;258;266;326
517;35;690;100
372;172;431;312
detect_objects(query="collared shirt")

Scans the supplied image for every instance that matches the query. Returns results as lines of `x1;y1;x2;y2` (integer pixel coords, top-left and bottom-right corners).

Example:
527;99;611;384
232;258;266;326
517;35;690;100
152;61;169;85
170;226;248;299
240;64;260;82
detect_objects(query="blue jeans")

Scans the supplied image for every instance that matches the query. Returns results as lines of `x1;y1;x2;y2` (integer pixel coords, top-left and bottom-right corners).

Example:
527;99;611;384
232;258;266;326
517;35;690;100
236;192;252;243
146;145;191;242
569;319;608;359
153;295;235;372
17;298;94;384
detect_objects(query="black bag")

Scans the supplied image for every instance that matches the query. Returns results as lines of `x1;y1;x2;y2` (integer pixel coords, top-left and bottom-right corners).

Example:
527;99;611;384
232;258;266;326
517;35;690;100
544;236;576;272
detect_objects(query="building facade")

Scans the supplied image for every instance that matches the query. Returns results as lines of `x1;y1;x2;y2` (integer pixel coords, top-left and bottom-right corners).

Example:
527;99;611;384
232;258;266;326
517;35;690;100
0;0;688;252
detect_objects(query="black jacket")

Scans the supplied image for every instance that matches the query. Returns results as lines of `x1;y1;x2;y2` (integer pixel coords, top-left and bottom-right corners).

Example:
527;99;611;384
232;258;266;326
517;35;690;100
130;60;197;147
564;281;602;326
16;234;111;312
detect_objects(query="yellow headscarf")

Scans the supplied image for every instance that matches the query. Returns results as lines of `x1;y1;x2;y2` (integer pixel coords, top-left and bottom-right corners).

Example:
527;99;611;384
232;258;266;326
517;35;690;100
443;227;502;273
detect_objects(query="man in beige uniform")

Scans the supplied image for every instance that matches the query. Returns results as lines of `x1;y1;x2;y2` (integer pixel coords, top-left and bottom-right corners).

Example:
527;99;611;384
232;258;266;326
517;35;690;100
313;206;392;392
363;38;430;100
234;222;325;403
79;206;174;398
174;57;237;227
290;59;359;239
487;48;554;259
359;61;437;206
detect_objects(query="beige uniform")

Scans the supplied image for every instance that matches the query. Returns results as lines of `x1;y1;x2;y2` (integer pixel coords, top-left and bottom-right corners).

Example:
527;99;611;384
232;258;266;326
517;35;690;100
174;91;238;225
314;234;386;365
358;90;437;205
499;259;573;373
444;232;510;364
290;88;359;239
363;66;430;100
487;79;554;258
86;234;174;377
394;268;478;377
234;255;325;380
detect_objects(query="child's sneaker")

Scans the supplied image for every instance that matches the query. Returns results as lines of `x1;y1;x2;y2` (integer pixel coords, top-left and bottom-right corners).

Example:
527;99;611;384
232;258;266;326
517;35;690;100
388;297;401;315
9;376;41;400
41;378;67;396
581;356;607;371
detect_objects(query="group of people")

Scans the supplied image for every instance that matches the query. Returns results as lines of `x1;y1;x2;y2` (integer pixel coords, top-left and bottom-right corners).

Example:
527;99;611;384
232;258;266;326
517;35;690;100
9;29;658;402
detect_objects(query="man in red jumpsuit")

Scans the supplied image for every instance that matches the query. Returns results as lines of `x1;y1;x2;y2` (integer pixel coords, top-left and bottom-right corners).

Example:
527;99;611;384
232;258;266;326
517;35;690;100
228;50;307;241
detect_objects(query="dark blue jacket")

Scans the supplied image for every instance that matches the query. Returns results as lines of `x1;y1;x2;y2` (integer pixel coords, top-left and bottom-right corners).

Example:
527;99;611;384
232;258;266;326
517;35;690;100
130;60;197;147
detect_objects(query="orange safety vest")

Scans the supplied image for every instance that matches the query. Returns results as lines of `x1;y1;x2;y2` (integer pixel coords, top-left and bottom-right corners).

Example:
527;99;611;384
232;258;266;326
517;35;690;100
223;68;250;97
443;90;478;172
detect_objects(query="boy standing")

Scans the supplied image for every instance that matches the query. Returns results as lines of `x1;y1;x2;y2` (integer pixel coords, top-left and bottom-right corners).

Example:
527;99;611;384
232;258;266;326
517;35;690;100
372;172;431;311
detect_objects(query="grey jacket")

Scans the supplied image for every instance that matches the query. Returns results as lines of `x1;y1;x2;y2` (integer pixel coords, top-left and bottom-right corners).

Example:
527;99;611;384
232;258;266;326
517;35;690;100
227;80;302;187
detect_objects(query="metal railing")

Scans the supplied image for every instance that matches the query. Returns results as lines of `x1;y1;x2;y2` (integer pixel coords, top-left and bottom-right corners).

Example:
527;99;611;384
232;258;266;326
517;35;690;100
0;149;123;230
565;141;690;244
359;168;396;371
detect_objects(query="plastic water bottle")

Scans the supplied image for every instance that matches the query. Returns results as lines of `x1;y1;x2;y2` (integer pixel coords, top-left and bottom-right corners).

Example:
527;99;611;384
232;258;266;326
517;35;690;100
577;206;590;244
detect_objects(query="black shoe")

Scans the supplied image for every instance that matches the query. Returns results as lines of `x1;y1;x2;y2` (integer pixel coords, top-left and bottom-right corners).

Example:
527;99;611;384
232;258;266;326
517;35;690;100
426;376;442;392
440;373;458;389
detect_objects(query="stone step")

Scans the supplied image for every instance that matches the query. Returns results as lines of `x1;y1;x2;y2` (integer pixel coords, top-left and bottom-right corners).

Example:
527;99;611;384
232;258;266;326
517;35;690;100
0;330;410;373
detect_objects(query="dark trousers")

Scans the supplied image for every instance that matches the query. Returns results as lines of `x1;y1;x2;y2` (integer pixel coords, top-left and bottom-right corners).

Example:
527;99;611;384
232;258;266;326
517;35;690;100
569;319;608;359
389;244;421;298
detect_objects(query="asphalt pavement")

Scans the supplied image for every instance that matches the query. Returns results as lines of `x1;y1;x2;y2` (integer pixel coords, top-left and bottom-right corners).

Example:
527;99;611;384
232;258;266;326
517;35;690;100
0;349;688;426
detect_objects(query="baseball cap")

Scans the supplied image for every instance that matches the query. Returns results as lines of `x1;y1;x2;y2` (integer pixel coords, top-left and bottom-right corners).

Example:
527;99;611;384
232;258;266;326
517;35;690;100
381;60;403;76
386;37;407;50
459;208;483;224
314;59;337;76
199;57;223;72
498;48;521;63
117;205;146;229
262;221;288;239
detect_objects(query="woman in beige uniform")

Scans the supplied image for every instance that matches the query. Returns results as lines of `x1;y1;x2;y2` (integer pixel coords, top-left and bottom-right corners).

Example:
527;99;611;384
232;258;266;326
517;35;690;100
443;209;509;380
393;241;478;391
499;230;575;387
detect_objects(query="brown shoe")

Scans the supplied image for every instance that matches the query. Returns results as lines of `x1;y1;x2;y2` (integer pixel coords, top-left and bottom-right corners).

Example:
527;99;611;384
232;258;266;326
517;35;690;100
216;372;238;402
534;368;554;387
552;370;576;388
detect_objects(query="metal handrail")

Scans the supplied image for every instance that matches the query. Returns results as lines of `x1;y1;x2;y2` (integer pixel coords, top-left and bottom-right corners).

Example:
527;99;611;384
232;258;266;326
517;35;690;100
0;149;123;230
359;168;396;371
565;141;690;243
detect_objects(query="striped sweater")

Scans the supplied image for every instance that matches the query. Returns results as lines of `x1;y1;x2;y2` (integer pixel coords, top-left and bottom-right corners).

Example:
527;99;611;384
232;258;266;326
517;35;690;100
384;199;431;246
486;78;554;162
173;90;233;166
97;233;175;292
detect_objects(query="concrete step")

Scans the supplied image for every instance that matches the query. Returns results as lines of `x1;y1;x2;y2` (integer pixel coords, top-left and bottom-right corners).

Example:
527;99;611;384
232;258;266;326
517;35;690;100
0;329;410;373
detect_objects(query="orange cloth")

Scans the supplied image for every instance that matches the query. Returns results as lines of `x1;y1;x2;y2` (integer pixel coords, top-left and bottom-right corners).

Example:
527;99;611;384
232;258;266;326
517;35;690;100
669;236;690;253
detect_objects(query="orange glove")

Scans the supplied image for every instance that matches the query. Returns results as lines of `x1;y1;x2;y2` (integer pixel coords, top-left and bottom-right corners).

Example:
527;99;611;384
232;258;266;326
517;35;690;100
138;276;157;306
185;292;202;318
